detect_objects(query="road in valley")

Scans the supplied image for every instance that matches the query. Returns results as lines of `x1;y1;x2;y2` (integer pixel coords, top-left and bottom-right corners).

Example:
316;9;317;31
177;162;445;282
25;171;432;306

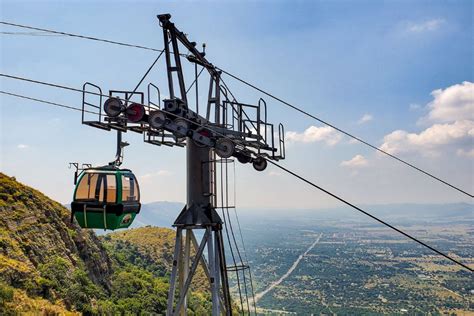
254;233;323;303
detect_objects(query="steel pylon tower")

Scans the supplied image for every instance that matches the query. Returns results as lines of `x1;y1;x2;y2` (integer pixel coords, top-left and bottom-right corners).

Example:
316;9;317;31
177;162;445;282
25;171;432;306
159;14;232;314
79;13;286;315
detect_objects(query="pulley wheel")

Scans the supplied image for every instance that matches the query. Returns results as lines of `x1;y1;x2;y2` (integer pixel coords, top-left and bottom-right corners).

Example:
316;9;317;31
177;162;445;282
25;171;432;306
193;127;211;148
236;152;252;164
104;97;125;117
215;138;235;158
174;118;188;140
149;110;166;129
126;103;145;123
252;157;267;172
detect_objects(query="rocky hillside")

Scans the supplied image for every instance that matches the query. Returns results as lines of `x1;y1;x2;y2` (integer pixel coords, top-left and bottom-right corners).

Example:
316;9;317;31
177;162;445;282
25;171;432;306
0;173;211;314
0;173;113;314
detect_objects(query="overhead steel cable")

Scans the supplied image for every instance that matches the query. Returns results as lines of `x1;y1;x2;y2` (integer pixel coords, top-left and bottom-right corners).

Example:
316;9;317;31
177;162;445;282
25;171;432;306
216;67;474;199
2;73;472;273
0;73;89;94
0;31;64;36
0;90;99;115
0;21;164;52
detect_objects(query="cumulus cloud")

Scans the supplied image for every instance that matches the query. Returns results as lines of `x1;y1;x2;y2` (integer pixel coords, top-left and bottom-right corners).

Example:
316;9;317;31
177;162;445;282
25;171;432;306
357;114;373;125
406;18;445;33
380;82;474;158
380;120;474;156
340;155;369;168
17;144;29;149
421;81;474;123
286;125;342;146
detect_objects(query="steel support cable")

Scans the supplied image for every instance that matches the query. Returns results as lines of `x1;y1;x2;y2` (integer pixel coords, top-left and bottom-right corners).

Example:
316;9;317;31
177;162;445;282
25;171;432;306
186;67;205;94
216;68;473;199
232;161;258;314
264;159;473;273
0;21;165;52
223;159;248;312
127;47;167;101
1;73;92;94
219;158;245;313
194;64;200;113
2;73;472;273
0;90;99;115
224;159;251;314
0;31;65;36
3;21;472;197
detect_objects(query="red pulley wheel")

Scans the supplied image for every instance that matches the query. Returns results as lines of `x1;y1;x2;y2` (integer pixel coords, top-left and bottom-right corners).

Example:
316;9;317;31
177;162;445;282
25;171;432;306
126;103;145;123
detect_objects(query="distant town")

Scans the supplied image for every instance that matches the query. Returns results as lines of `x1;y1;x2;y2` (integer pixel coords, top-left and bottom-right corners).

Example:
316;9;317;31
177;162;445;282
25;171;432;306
239;217;473;314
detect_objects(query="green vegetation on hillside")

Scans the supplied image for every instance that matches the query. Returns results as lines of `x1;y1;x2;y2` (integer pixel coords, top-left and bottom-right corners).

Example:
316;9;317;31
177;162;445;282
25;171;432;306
100;228;212;314
0;173;211;314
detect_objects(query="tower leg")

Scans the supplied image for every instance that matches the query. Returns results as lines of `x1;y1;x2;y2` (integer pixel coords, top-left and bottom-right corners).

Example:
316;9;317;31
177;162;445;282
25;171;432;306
167;228;183;316
190;231;227;312
207;227;220;315
179;229;191;315
217;229;232;314
167;226;232;315
174;229;210;315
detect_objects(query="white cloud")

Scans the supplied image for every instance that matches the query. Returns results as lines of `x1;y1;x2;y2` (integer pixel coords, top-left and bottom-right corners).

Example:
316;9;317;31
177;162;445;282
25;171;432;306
285;125;342;146
17;144;29;149
140;170;173;179
380;120;474;157
456;148;474;158
422;81;474;123
268;171;282;177
357;114;373;125
340;154;369;168
409;103;421;111
157;170;173;176
406;18;445;33
381;82;474;158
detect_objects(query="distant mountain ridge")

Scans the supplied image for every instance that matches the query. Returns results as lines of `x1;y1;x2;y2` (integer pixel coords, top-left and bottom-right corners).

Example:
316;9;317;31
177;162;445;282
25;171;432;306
132;201;473;228
133;201;184;228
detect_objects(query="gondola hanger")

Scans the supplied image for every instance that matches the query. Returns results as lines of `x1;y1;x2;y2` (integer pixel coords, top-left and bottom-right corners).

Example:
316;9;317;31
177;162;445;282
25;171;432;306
109;130;129;167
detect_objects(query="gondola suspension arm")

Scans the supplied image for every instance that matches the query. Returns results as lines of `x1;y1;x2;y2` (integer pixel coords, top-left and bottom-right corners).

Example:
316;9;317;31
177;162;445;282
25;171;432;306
110;130;129;167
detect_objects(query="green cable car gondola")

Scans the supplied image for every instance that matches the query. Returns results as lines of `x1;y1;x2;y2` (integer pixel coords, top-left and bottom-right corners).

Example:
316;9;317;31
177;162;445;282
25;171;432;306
71;166;140;230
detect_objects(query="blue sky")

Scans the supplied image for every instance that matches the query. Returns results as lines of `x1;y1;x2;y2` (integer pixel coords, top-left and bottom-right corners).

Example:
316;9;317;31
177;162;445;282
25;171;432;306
1;0;472;209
